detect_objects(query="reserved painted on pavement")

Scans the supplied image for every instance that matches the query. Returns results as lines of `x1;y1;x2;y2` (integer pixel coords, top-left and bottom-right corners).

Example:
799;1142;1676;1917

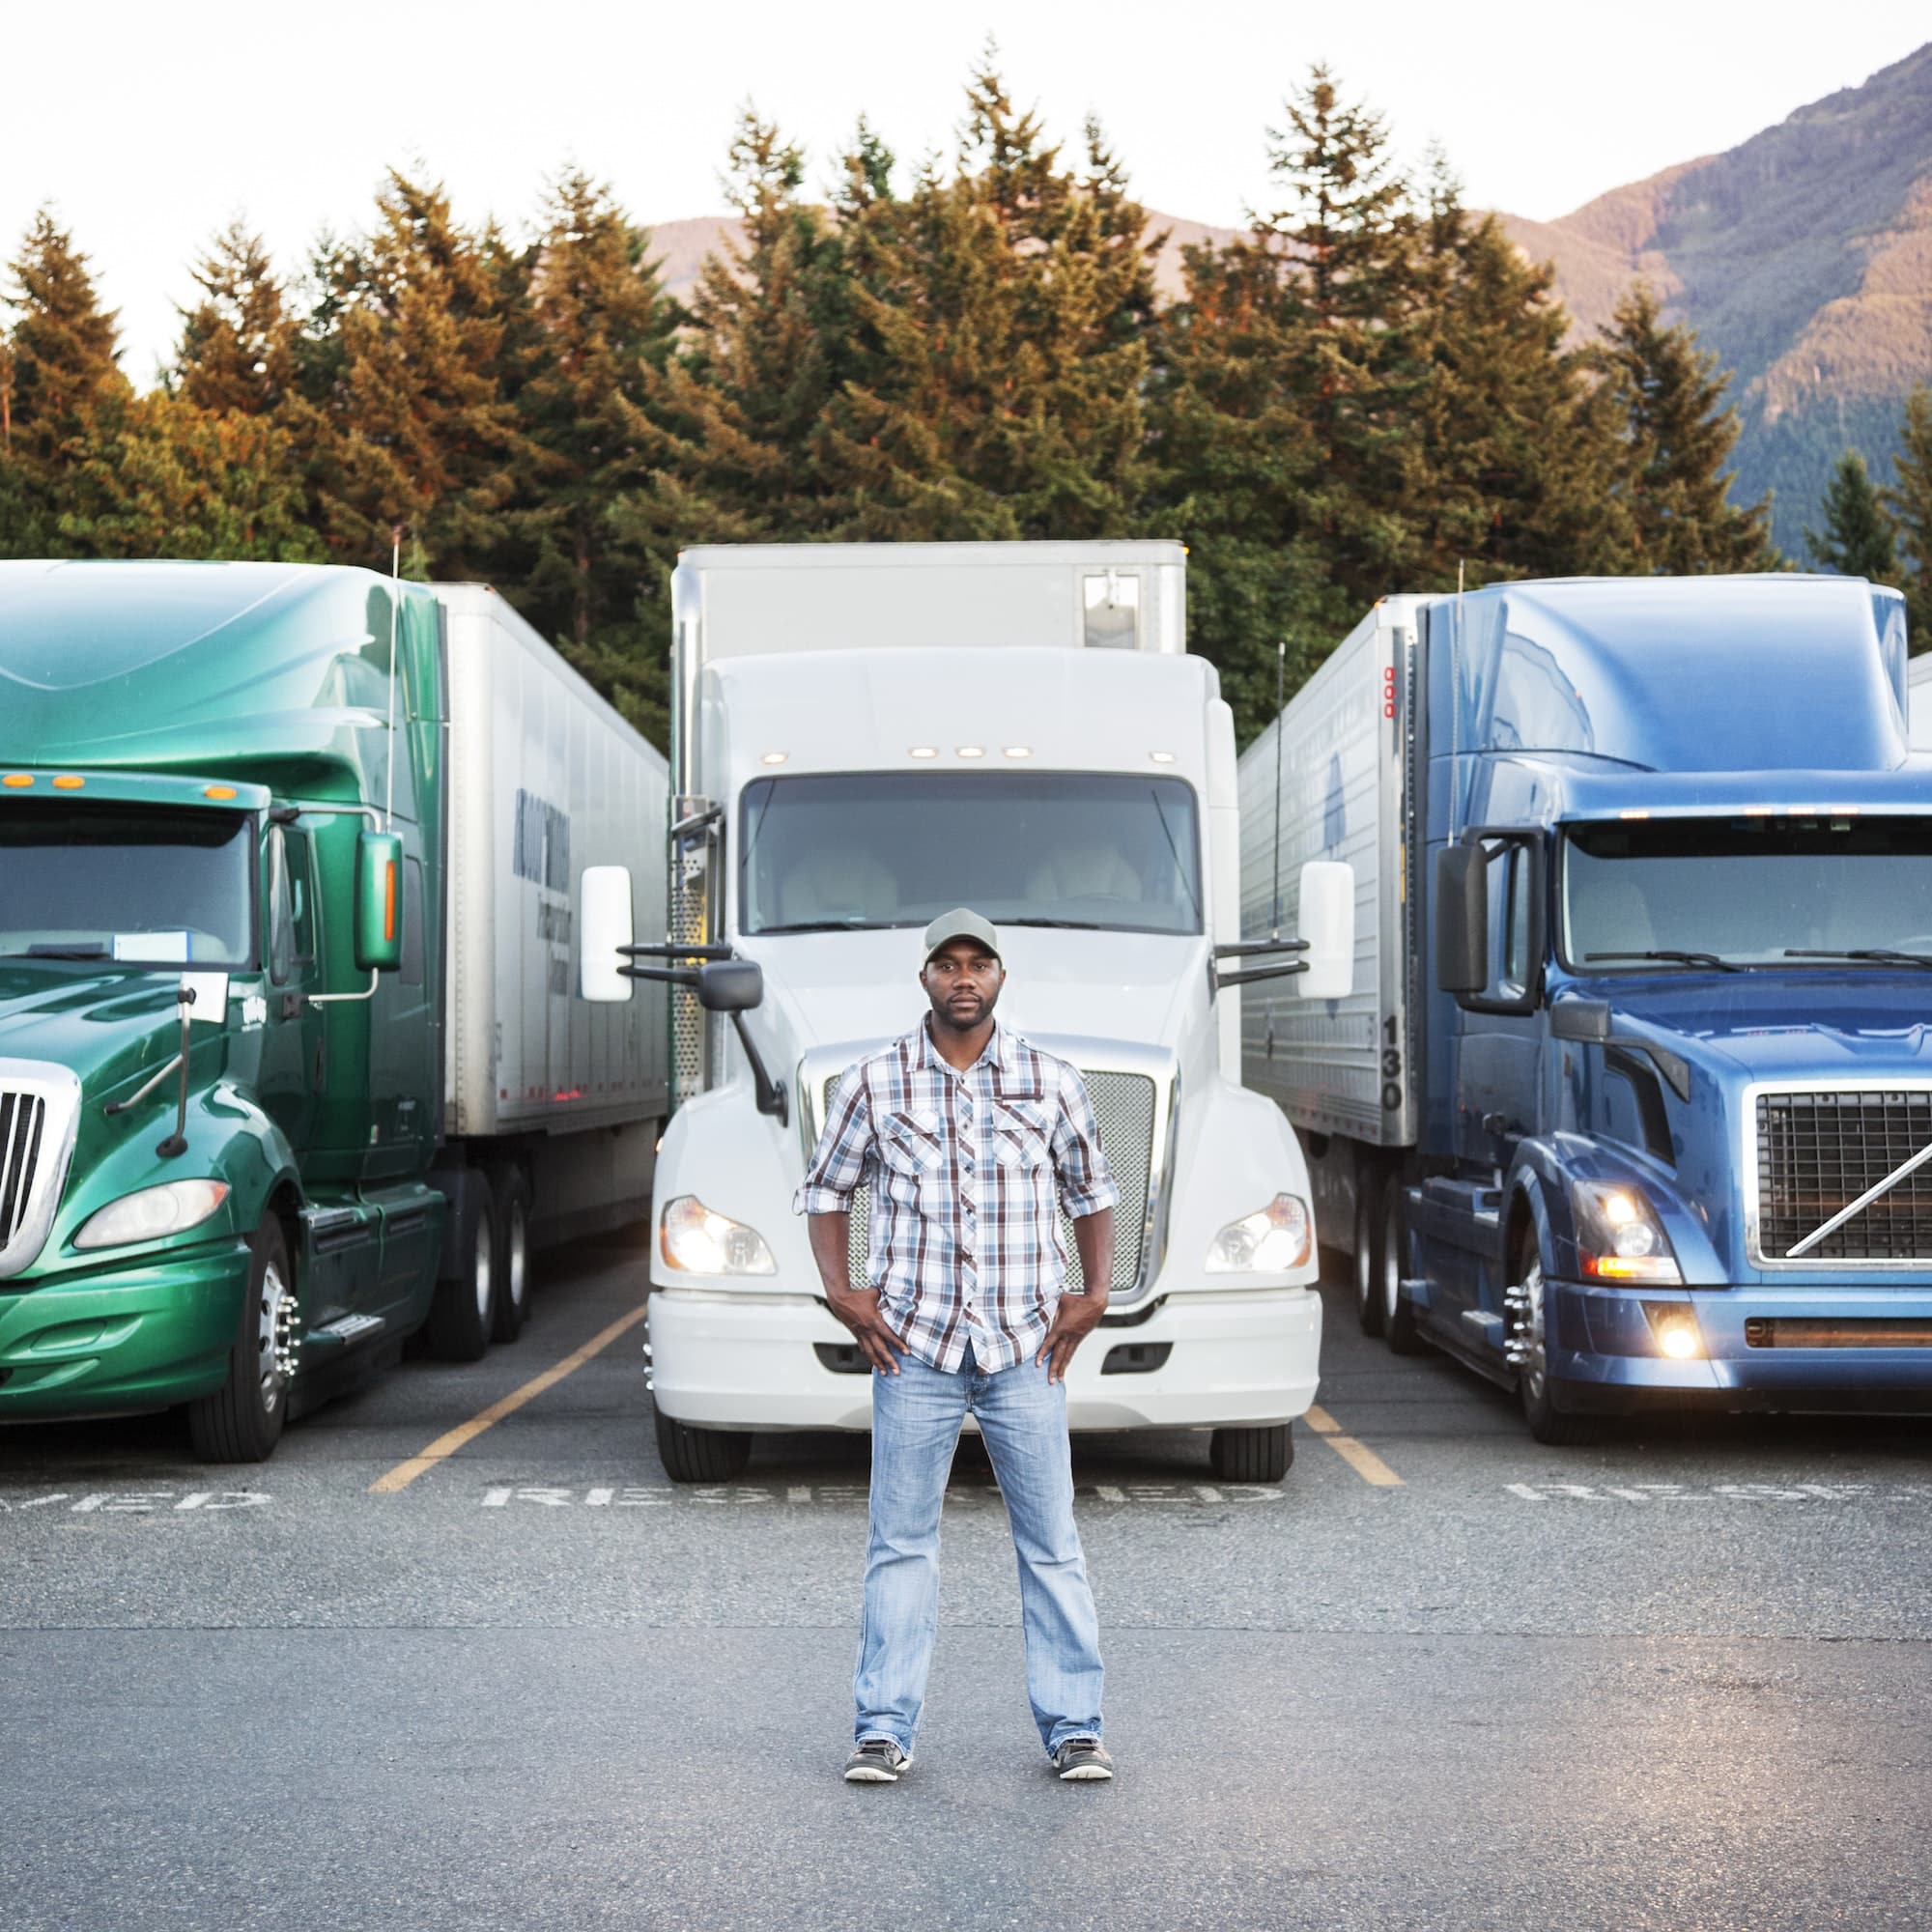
479;1481;1287;1508
1506;1480;1926;1503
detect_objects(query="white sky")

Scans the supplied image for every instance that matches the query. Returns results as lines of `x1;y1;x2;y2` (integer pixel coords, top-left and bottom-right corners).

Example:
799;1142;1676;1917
5;0;1926;383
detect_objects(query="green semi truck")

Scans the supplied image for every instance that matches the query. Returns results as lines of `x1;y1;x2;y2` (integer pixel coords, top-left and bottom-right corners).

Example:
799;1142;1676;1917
0;561;668;1459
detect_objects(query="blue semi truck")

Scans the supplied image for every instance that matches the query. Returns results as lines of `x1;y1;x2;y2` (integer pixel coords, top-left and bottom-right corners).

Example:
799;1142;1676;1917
1240;574;1932;1439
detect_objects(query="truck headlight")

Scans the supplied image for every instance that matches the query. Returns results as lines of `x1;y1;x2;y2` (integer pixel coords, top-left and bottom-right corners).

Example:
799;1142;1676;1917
1572;1180;1682;1284
660;1195;776;1275
1206;1194;1312;1272
73;1179;231;1251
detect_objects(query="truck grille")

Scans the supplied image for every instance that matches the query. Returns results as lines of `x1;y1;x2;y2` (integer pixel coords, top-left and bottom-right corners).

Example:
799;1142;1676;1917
1754;1089;1932;1264
0;1091;47;1254
825;1069;1159;1297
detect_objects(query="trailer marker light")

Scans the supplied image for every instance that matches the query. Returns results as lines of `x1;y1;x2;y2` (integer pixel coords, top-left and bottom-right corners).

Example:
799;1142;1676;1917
203;785;238;800
52;775;84;789
2;774;31;788
1151;750;1176;764
1003;746;1033;759
909;746;938;759
956;746;985;759
759;752;788;766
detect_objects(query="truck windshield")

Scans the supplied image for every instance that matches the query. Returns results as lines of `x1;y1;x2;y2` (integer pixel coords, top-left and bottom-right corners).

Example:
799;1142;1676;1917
740;773;1204;937
1562;816;1932;972
0;801;255;968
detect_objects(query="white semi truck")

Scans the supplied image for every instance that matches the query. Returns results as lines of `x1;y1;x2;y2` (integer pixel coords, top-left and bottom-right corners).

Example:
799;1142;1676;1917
580;541;1351;1483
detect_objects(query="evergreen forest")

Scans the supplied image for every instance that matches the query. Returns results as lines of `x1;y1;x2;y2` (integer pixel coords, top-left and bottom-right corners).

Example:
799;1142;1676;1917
3;63;1925;749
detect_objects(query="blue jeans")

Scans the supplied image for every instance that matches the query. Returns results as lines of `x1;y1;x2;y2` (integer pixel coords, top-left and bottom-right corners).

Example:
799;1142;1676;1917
854;1350;1105;1757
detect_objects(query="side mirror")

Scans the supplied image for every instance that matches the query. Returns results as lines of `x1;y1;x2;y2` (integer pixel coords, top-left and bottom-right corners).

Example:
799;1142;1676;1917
355;832;404;973
1293;862;1355;1000
1549;997;1612;1043
580;865;635;1004
1435;845;1488;992
696;958;764;1013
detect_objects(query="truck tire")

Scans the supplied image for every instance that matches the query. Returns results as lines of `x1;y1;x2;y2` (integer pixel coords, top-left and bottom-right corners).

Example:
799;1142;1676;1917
653;1406;752;1482
1353;1172;1385;1337
1209;1423;1293;1483
425;1173;498;1362
1512;1236;1596;1445
187;1220;295;1463
489;1166;532;1345
1378;1180;1424;1355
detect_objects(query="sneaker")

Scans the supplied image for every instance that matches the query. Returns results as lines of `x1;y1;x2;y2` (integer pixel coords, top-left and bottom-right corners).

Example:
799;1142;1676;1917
1052;1737;1114;1781
844;1738;911;1783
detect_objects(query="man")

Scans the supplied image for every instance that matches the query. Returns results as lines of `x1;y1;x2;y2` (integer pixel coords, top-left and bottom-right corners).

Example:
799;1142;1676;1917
794;908;1121;1785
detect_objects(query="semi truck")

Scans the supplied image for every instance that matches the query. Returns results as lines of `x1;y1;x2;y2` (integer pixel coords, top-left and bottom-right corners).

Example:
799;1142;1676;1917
1240;573;1932;1440
0;561;668;1459
579;541;1352;1483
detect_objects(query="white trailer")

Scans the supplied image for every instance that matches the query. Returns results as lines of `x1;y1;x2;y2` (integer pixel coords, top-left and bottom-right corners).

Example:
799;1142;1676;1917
1910;650;1932;748
430;582;668;1301
581;541;1351;1484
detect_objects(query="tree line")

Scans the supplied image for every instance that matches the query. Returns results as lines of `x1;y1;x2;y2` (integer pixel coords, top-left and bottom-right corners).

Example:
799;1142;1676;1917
1807;409;1932;646
5;62;1888;748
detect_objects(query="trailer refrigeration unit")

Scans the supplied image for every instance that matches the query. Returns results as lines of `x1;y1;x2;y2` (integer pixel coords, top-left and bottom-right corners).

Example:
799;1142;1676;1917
1241;573;1932;1440
0;562;667;1460
580;541;1353;1483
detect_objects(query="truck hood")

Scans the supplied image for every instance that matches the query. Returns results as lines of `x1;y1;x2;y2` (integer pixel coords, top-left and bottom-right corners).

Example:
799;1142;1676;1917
735;927;1204;1063
1605;977;1932;1084
0;965;199;1094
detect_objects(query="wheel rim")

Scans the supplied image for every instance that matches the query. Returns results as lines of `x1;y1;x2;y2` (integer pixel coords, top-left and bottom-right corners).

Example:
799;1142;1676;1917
1517;1257;1549;1406
506;1201;527;1313
256;1260;297;1411
473;1225;493;1322
1381;1192;1405;1325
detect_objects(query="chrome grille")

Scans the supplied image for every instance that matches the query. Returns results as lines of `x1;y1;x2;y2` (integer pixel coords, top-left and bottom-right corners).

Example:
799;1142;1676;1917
1755;1089;1932;1263
823;1068;1158;1295
0;1091;46;1252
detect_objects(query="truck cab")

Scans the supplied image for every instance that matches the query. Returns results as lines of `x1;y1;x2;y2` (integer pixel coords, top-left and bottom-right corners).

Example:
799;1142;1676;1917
582;541;1351;1482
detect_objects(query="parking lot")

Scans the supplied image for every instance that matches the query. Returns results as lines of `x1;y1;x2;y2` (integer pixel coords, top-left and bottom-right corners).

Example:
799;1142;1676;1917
4;1230;1929;1931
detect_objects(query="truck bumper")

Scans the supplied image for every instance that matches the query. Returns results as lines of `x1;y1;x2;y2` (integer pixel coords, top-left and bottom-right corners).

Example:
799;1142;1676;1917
1547;1278;1932;1414
0;1239;250;1417
647;1286;1323;1433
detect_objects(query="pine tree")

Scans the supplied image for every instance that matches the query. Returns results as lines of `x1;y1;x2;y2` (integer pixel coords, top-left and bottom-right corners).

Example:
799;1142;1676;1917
1806;448;1899;582
2;207;129;487
1882;385;1932;646
507;168;678;743
1598;284;1777;573
173;222;295;415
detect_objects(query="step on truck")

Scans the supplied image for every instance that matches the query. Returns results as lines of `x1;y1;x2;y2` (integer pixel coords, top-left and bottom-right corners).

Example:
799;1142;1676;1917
0;561;668;1459
1240;573;1932;1439
580;541;1353;1483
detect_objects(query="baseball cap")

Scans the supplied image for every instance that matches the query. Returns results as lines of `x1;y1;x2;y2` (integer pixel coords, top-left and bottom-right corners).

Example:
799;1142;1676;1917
923;907;1002;963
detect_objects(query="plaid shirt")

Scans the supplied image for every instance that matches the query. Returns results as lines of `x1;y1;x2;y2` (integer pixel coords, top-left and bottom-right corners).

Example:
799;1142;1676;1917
794;1018;1122;1375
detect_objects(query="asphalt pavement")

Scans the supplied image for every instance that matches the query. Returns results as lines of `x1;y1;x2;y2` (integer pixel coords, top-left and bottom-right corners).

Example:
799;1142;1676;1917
4;1231;1928;1931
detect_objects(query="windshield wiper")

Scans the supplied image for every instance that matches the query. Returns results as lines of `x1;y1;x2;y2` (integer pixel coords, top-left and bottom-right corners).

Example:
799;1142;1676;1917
999;917;1110;930
1784;948;1932;970
758;919;894;934
1586;950;1747;973
3;944;111;959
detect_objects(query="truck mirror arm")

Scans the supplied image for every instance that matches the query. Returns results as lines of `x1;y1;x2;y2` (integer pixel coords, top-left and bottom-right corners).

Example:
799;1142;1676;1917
1212;935;1312;991
618;943;734;961
1214;960;1312;989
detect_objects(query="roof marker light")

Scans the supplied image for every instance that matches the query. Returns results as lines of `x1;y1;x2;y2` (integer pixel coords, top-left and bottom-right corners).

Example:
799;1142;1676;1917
2;774;31;789
956;746;985;759
1151;750;1177;764
1003;746;1032;759
51;775;84;790
909;746;938;759
1618;808;1649;820
759;752;788;766
204;785;238;800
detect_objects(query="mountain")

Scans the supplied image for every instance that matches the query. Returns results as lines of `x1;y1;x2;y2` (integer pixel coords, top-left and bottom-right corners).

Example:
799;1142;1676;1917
644;44;1932;557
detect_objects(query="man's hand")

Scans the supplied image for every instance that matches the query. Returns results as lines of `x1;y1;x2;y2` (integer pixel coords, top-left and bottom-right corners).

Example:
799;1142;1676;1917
810;1210;904;1375
1038;1206;1115;1384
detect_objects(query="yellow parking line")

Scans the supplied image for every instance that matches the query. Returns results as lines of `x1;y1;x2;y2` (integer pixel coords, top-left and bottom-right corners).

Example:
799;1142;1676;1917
369;1303;650;1493
1305;1404;1405;1488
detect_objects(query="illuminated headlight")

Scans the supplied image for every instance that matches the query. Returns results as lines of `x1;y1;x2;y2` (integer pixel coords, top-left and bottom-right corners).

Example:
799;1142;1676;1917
1206;1194;1312;1272
660;1195;776;1275
1572;1180;1682;1284
73;1179;230;1251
